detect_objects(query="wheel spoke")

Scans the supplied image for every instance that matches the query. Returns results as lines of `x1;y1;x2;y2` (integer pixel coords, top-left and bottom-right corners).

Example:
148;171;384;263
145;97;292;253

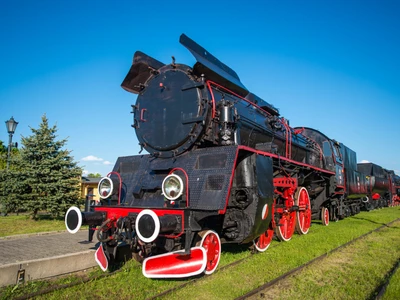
300;213;304;228
283;217;288;238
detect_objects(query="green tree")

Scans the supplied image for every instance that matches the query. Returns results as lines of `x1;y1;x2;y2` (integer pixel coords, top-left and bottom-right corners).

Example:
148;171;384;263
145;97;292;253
87;172;102;178
0;167;28;215
17;115;82;218
0;141;8;170
0;141;6;152
0;140;20;170
0;141;23;215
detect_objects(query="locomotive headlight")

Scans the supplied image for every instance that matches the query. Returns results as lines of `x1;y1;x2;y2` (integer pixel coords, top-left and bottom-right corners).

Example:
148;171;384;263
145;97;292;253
162;174;184;201
98;177;118;199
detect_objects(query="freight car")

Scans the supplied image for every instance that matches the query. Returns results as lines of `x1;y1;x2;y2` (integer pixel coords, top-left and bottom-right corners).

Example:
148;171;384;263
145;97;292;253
65;34;398;278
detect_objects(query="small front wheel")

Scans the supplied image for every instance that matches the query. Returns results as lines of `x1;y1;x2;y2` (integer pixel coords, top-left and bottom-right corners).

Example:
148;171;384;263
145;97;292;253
196;230;221;275
321;207;329;226
254;227;274;252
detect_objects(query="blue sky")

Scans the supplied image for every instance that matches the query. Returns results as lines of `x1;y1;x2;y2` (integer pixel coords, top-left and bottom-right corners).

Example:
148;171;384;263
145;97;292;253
1;0;399;176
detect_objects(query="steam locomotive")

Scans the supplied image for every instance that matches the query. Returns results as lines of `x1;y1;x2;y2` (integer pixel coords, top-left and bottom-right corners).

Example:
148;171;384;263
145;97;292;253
65;34;400;278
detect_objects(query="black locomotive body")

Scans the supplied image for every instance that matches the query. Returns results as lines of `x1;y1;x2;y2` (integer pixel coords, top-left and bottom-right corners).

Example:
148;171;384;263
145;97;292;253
357;163;399;209
65;34;399;278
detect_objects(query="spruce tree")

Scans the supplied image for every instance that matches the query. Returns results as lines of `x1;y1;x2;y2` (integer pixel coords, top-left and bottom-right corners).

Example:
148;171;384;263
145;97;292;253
0;166;28;215
19;115;82;218
0;141;24;215
0;140;8;170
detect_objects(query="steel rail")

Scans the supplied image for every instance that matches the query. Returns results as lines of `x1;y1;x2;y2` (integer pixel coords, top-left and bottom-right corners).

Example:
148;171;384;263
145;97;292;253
235;218;400;300
374;257;400;299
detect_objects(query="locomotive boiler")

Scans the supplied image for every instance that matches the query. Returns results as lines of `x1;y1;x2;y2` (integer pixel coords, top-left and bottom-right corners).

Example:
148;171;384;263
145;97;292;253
64;34;392;278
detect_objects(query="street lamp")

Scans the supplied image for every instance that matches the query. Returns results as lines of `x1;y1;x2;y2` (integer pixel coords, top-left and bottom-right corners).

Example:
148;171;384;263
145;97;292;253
5;116;18;169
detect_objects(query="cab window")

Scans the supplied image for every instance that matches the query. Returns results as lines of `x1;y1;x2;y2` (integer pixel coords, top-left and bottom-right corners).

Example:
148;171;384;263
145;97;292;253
332;144;342;161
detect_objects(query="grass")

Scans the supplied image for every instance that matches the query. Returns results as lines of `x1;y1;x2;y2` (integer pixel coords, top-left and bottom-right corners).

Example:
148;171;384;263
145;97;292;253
0;268;104;300
246;219;400;299
162;207;400;300
0;214;67;237
0;207;399;299
383;260;400;300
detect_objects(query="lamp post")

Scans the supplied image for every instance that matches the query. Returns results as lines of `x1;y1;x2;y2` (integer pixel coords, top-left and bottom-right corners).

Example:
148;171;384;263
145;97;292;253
5;116;18;170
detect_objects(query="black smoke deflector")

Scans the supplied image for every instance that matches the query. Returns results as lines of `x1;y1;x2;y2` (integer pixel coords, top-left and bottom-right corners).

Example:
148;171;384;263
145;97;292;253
179;33;249;97
121;51;165;94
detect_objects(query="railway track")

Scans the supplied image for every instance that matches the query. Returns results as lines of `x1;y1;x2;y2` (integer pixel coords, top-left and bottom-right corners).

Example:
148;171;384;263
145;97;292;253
10;217;399;300
13;269;114;300
13;243;258;300
374;257;400;299
235;218;400;300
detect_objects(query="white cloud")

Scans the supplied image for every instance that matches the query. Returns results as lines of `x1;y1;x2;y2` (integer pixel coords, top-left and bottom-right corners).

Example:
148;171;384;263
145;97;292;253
79;155;112;176
81;155;103;162
359;160;370;163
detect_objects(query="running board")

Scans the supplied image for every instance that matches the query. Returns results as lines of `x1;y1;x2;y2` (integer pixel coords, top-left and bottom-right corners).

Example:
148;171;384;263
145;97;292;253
143;247;207;278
